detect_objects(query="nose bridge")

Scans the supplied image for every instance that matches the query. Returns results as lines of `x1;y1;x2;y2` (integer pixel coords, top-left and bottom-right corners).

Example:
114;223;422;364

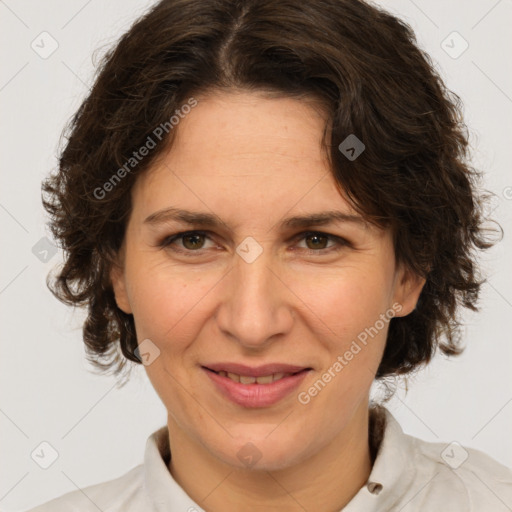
217;239;292;347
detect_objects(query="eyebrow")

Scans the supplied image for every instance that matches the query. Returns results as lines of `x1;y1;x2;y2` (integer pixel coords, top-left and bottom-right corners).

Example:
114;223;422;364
143;207;368;230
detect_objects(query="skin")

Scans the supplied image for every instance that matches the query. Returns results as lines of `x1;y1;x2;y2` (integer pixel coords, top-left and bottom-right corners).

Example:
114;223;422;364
110;90;425;511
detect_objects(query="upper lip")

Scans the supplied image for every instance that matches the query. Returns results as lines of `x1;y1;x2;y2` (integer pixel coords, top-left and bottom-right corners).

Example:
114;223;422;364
203;362;310;377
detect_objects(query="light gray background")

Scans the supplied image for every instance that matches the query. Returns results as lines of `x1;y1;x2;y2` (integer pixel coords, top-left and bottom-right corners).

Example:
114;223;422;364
1;0;511;510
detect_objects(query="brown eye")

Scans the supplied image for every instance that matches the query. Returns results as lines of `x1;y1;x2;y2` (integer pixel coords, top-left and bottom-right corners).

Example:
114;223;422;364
159;230;215;255
182;233;206;250
304;233;329;250
160;230;349;258
294;231;350;256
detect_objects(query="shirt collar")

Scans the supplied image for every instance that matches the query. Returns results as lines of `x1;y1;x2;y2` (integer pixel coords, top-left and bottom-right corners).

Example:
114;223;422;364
144;424;206;512
343;406;418;511
143;406;416;512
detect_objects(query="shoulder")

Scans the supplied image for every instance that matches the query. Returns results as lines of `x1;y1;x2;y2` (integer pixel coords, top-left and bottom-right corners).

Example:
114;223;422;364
407;432;512;510
23;464;149;512
372;407;512;511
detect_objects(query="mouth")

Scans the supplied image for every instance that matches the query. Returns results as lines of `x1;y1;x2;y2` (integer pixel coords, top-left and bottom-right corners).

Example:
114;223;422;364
201;363;312;408
203;367;308;384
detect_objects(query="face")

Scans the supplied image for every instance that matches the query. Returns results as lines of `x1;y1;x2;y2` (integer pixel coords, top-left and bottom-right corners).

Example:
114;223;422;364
111;91;424;471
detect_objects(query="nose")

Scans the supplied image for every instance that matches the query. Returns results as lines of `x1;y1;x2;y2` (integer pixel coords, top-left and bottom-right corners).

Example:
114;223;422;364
215;244;294;350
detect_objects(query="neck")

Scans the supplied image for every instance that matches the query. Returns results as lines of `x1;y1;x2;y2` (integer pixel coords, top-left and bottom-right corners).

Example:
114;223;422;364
167;401;380;512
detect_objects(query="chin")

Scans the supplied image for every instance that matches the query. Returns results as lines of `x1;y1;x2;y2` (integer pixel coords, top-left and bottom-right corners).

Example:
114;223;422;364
213;430;311;472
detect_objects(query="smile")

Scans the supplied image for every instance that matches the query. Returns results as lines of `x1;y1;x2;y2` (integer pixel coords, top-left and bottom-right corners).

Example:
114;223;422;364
202;366;311;408
212;370;298;384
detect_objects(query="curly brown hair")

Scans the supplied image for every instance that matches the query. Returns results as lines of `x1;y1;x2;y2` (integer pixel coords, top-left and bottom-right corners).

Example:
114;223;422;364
42;0;498;386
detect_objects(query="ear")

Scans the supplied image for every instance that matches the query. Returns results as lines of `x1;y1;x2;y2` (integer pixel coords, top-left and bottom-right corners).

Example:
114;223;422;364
109;249;132;315
392;263;426;317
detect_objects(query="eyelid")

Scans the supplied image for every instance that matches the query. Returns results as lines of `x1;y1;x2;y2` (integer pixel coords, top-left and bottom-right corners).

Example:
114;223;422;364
158;229;351;255
157;230;214;250
291;230;351;250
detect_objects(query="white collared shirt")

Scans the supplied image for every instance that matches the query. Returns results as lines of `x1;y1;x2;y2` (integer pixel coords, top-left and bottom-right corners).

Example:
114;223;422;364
25;408;512;511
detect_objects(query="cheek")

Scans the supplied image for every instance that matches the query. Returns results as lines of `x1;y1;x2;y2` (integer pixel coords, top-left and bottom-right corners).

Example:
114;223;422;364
124;257;220;345
293;273;392;418
292;268;393;401
293;268;393;342
125;262;219;412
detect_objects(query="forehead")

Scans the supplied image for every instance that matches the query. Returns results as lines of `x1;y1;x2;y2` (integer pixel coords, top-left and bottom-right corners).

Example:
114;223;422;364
130;91;364;229
172;91;328;170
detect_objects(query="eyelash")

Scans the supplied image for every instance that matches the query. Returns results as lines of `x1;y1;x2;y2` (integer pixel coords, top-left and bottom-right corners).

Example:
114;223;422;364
158;230;351;257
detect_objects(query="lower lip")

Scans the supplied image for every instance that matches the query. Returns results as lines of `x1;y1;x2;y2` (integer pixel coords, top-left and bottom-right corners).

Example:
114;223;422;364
203;367;311;408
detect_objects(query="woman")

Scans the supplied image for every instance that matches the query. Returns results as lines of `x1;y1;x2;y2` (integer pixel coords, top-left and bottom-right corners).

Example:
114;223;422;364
27;0;511;510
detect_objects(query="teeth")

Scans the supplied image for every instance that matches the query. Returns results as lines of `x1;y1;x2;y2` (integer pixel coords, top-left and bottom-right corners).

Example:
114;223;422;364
227;372;240;383
255;374;273;384
217;370;294;384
